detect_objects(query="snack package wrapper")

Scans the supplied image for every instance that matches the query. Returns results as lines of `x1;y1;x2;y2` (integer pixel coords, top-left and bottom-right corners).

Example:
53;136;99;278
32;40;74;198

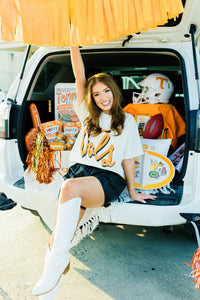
39;119;62;143
63;122;81;150
49;131;66;151
50;142;66;151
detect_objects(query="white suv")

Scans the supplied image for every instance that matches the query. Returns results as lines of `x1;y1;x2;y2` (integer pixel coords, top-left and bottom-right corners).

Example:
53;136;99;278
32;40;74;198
0;0;200;232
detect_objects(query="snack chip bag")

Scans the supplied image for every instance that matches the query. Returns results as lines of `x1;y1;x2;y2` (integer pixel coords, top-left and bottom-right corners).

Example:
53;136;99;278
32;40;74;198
50;142;66;151
39;119;62;142
63;122;81;150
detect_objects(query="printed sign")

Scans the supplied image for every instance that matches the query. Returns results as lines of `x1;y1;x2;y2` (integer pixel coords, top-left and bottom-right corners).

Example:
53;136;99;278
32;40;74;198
55;83;79;122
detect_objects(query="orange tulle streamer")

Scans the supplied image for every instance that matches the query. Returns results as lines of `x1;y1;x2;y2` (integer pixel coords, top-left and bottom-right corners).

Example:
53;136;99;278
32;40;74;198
26;131;56;184
0;0;184;47
185;248;200;289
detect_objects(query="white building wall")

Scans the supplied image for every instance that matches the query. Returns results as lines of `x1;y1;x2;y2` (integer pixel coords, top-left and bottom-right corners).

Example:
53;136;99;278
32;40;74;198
0;50;25;98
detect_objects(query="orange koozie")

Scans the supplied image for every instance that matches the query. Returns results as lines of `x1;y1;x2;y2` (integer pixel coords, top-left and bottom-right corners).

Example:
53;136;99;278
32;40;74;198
30;103;41;128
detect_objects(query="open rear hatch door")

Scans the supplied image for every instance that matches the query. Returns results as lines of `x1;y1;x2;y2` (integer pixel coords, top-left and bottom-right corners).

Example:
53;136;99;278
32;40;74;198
105;0;200;47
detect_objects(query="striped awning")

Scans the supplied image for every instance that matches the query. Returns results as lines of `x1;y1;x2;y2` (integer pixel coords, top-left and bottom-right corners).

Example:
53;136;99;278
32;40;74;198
0;0;184;47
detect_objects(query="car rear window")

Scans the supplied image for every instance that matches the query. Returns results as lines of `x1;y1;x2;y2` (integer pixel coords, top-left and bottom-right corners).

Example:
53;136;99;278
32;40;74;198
30;49;184;115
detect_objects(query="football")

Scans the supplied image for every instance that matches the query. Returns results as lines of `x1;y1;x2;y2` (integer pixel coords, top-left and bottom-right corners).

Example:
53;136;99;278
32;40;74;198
143;113;164;139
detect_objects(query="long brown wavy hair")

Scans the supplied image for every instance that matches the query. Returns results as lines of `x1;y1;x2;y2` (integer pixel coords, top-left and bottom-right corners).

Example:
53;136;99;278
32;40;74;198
84;73;125;136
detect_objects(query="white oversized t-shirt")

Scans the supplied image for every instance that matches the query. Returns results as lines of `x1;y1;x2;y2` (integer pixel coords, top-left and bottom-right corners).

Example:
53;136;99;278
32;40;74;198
69;102;143;178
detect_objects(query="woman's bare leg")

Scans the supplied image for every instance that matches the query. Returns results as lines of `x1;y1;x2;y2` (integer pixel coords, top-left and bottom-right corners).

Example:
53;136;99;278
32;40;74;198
59;176;105;207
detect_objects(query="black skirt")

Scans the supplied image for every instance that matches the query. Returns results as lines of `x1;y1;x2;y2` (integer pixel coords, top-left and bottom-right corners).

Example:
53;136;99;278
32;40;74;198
63;163;126;206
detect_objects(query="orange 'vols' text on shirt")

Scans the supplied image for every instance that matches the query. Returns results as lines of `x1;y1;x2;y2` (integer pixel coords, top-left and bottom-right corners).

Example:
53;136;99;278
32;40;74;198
80;127;116;167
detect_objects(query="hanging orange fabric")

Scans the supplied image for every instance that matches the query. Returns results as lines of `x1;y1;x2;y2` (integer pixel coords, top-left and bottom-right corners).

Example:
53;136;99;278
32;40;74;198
0;0;18;41
0;0;184;47
18;0;71;47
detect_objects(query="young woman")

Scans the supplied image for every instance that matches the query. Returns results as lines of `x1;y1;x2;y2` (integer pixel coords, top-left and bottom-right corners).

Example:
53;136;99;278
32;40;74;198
32;46;155;297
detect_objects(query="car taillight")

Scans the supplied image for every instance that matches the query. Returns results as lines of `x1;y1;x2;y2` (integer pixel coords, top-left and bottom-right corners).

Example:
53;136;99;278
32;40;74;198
0;101;12;139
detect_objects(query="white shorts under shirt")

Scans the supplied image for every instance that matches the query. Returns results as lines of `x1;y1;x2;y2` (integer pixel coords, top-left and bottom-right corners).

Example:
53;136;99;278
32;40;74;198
69;102;143;178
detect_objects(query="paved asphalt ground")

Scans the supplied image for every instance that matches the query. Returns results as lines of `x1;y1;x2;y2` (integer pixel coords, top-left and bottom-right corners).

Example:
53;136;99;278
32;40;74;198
0;205;200;300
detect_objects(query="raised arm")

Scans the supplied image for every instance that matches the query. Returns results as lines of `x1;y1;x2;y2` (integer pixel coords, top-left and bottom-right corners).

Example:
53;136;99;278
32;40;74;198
70;46;87;106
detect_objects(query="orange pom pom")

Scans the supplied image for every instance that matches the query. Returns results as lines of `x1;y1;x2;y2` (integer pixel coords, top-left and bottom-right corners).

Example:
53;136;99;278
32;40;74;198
185;247;200;289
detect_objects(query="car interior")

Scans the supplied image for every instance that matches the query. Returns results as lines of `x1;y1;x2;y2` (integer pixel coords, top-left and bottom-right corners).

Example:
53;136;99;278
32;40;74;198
18;49;187;204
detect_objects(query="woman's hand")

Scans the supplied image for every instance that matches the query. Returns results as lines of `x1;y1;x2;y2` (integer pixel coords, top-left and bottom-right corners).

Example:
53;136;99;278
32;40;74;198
129;190;156;204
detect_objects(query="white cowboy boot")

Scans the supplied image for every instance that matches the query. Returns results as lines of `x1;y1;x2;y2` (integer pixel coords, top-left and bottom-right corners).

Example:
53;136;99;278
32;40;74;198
32;197;81;296
35;246;60;300
38;280;61;300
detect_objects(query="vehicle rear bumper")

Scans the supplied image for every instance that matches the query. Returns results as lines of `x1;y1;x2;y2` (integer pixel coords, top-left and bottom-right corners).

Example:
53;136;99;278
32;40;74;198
0;177;199;229
0;177;58;230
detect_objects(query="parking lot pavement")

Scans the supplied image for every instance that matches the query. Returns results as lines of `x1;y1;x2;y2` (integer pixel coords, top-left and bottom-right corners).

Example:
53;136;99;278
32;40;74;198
0;205;200;300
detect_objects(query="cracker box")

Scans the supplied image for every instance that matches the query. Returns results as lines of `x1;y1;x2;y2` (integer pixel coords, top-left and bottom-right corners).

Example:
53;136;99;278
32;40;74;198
54;83;79;122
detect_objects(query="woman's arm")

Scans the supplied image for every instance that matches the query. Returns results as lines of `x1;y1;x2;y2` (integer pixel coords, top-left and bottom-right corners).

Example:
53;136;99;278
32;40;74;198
122;158;156;203
70;46;87;106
